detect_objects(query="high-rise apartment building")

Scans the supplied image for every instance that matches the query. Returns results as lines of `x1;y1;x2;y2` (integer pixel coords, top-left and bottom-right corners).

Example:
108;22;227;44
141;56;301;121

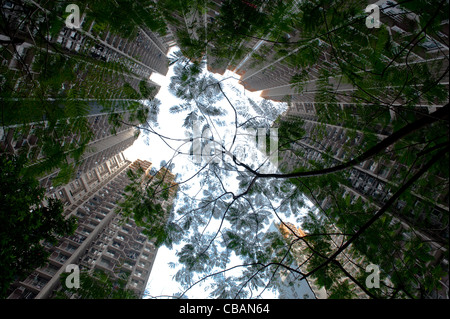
275;222;373;299
1;0;172;103
6;156;178;299
1;1;171;80
268;219;381;299
275;102;449;298
0;107;141;191
1;1;179;300
189;1;448;118
39;115;140;191
1;1;173;189
228;0;449;298
278;103;449;237
236;1;448;110
2;0;447;300
160;0;265;74
266;222;319;299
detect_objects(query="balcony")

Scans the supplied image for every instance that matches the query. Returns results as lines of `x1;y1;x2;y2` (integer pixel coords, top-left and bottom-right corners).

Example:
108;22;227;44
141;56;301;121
8;287;36;299
81;256;96;268
21;273;49;292
125;250;138;260
58;241;79;254
104;250;120;261
50;251;69;266
136;261;147;270
119;227;130;235
111;241;123;250
128;279;144;290
93;240;107;250
67;234;87;244
77;227;92;237
84;220;100;231
96;258;115;272
123;260;135;270
131;243;143;252
132;270;147;279
36;263;60;279
93;214;104;222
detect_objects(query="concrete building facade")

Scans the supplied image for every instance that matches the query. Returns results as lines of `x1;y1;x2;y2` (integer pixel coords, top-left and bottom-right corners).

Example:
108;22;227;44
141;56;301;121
275;222;373;299
275;103;449;298
7;155;178;299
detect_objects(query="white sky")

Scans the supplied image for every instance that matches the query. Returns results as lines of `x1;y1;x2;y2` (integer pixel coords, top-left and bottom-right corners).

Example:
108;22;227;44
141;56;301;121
123;47;312;299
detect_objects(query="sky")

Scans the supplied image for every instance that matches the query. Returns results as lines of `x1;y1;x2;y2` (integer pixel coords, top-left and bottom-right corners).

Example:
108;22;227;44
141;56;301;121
123;47;313;299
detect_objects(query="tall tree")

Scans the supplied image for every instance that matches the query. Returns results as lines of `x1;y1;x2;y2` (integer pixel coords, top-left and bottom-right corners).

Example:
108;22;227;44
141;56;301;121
0;154;77;297
141;0;448;298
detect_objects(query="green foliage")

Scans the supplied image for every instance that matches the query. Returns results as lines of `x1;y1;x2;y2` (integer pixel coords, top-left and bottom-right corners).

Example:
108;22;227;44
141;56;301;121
3;0;446;300
117;168;175;247
164;0;449;300
0;1;175;297
0;155;77;297
160;0;449;298
277;117;306;153
55;269;138;299
139;80;156;99
83;0;167;39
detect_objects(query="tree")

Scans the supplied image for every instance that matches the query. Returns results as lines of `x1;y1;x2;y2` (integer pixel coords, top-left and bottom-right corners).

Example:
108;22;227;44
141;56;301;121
1;0;163;185
129;52;447;297
117;165;180;248
134;0;448;299
0;154;77;298
2;0;448;300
